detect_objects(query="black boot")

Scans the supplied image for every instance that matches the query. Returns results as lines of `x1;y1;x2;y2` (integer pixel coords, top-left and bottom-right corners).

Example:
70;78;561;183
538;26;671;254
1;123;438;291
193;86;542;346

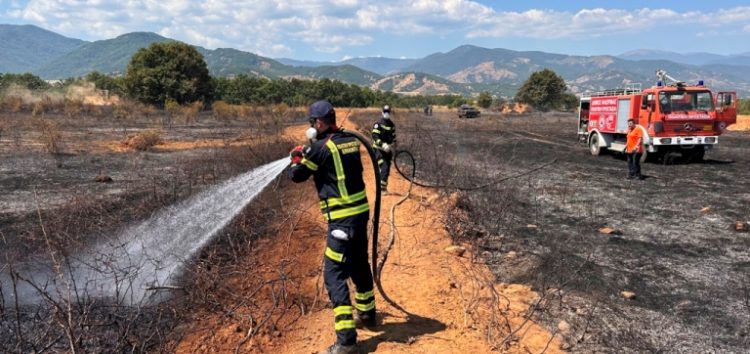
318;343;359;354
354;310;377;330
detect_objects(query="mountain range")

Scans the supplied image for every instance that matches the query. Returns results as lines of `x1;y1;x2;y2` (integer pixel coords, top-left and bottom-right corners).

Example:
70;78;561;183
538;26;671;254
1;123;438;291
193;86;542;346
1;24;749;96
618;49;750;67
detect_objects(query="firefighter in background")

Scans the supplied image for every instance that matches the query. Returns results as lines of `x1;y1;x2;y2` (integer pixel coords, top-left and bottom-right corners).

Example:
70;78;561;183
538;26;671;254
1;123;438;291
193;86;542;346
626;119;645;180
372;105;396;192
289;100;377;354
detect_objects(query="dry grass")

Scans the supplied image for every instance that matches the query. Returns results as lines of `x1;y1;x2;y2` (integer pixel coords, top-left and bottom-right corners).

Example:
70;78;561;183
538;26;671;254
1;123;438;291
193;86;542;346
36;118;64;154
729;115;750;131
1;95;24;112
124;130;163;150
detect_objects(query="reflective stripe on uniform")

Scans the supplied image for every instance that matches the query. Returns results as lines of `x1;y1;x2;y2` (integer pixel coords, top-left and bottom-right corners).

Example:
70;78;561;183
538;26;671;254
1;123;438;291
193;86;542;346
300;158;318;171
325;247;344;263
372;129;381;134
323;202;370;221
354;301;375;312
355;290;375;300
333;305;355;331
381;126;393;131
333;305;353;317
377;159;384;166
335;320;356;331
326;139;349;197
354;290;375;312
319;190;367;209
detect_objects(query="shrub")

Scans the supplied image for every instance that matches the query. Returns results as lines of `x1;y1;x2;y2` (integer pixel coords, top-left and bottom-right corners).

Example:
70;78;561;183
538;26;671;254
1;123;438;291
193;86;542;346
180;101;202;124
164;98;180;116
32;101;45;117
212;101;236;121
124;130;162;151
37;119;64;154
1;95;24;112
63;99;85;117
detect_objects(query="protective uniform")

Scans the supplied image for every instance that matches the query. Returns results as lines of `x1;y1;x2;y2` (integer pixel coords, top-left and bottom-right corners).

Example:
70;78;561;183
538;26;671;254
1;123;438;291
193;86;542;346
372;106;396;190
289;102;376;352
626;123;645;179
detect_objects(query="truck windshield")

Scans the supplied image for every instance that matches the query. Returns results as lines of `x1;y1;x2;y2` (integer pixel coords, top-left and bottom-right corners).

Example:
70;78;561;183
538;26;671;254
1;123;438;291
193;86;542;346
658;91;713;113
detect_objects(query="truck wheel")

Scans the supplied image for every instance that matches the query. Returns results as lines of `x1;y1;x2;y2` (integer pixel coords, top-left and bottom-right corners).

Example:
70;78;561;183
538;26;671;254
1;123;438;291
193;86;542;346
589;133;602;156
684;147;705;162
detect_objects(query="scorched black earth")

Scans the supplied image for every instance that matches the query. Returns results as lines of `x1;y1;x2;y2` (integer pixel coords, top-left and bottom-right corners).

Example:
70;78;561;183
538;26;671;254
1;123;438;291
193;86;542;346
359;110;750;354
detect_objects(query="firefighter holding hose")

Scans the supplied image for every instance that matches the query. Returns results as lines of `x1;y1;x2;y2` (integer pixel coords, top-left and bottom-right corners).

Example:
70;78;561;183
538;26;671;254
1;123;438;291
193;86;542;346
289;100;377;354
372;105;396;193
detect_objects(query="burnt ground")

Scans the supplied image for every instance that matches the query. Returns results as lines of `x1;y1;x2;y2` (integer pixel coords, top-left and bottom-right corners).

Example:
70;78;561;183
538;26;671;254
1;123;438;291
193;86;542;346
362;110;750;354
0;109;297;352
2;106;749;353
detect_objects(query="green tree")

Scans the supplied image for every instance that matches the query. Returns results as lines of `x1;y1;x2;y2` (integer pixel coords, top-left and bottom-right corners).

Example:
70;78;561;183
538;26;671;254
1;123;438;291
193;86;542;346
738;98;750;115
85;71;123;94
515;69;569;111
477;91;493;109
0;73;50;91
124;42;213;106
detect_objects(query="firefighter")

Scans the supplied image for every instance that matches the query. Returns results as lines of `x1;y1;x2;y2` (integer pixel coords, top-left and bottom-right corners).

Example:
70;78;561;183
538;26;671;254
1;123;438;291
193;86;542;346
289;100;376;354
372;104;396;192
625;119;645;180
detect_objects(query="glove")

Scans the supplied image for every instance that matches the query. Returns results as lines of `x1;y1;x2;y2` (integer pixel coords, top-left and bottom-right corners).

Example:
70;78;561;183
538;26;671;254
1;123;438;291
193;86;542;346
290;145;304;165
381;143;391;153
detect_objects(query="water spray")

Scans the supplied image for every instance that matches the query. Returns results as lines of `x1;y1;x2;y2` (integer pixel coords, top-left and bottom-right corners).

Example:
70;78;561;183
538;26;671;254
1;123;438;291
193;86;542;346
2;158;290;306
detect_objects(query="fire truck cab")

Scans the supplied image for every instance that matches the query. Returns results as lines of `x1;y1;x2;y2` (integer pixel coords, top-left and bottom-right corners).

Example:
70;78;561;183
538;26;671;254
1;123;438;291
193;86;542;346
578;71;737;162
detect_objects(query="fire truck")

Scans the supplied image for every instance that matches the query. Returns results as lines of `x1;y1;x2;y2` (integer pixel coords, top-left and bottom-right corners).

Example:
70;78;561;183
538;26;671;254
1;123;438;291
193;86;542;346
578;70;737;162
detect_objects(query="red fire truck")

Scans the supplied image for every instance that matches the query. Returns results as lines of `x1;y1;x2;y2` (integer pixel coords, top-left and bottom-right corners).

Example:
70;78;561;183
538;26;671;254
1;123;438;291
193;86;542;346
578;70;737;161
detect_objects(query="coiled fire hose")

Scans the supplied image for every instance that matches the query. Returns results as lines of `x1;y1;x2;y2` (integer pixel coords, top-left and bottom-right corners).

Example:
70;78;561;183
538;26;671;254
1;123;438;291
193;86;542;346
335;132;553;316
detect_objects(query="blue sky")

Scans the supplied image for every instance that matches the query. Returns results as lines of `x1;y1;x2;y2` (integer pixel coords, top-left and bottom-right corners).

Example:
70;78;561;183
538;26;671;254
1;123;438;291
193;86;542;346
1;1;749;61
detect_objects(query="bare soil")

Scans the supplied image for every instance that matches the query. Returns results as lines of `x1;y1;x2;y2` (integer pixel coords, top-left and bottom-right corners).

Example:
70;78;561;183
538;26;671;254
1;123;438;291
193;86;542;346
381;110;750;354
172;117;561;354
3;106;748;353
729;115;750;131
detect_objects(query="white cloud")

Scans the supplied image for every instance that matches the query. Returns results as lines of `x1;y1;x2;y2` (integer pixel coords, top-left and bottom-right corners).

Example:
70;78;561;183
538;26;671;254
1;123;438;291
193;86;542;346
4;1;750;57
467;6;750;39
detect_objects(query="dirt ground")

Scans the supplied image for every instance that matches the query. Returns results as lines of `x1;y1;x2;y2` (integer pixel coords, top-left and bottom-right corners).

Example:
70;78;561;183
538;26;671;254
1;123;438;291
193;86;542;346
3;106;749;353
382;110;750;353
172;116;562;354
728;115;750;131
1;109;560;353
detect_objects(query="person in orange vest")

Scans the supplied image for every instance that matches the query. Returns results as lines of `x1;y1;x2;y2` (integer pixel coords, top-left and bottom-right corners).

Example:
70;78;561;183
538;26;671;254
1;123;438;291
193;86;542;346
625;119;645;180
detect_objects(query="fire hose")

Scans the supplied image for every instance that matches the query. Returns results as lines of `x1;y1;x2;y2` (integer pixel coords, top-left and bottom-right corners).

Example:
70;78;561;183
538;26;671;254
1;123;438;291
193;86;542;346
338;132;553;316
339;128;410;314
332;128;556;317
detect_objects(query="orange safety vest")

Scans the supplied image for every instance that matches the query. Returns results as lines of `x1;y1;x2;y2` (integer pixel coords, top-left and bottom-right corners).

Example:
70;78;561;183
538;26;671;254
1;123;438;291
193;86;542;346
626;126;644;154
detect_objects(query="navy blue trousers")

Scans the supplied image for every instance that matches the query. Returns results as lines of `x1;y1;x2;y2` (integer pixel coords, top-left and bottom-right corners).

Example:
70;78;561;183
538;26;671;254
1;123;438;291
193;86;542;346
323;217;375;345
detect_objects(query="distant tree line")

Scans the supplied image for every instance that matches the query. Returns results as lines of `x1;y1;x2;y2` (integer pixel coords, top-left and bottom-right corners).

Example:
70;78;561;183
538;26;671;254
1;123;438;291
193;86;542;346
0;42;631;113
739;98;750;115
0;73;51;91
